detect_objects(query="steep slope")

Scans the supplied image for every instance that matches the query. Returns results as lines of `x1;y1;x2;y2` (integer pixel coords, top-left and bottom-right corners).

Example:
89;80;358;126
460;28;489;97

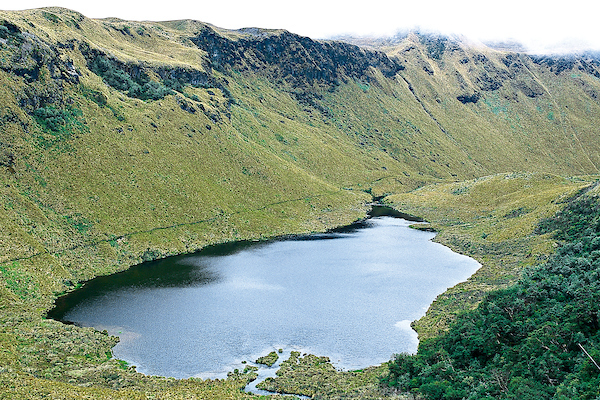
384;33;600;175
1;6;600;399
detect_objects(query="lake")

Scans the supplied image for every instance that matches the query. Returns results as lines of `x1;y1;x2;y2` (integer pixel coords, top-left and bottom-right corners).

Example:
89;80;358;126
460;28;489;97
49;208;480;380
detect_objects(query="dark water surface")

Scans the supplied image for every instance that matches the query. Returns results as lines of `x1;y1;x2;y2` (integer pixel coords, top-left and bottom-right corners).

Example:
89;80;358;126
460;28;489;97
50;211;480;379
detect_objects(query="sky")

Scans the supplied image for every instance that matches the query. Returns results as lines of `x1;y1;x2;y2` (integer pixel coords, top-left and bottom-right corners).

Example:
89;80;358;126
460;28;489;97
1;0;599;54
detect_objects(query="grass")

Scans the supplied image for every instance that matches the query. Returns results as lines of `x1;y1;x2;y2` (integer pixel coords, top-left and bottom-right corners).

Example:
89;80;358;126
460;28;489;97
256;351;393;399
385;173;598;339
0;6;599;399
255;352;279;367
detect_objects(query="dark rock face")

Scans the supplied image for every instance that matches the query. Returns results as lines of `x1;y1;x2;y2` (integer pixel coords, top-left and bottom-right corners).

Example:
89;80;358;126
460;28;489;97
176;96;196;113
419;35;447;60
578;59;600;79
471;53;509;92
0;20;81;114
0;21;79;85
515;81;545;98
530;54;600;79
155;66;215;90
457;93;480;104
190;27;405;87
531;55;577;75
80;44;231;106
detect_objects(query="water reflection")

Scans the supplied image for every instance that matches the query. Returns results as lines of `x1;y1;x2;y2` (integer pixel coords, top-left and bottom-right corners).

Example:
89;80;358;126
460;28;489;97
49;210;480;379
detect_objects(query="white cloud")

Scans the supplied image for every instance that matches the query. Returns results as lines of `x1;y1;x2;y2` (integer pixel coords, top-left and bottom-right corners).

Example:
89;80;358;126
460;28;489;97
2;0;599;53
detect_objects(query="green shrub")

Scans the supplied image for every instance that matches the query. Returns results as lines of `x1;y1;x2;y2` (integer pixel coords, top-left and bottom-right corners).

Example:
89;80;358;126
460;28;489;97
32;106;87;149
384;189;600;399
89;55;173;101
0;25;9;39
34;106;69;132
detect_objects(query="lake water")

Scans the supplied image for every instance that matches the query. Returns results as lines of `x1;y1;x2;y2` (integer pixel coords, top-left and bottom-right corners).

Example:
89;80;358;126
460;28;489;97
49;209;480;380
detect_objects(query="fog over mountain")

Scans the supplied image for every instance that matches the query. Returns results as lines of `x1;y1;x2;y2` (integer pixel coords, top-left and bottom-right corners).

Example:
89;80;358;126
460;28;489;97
4;0;599;54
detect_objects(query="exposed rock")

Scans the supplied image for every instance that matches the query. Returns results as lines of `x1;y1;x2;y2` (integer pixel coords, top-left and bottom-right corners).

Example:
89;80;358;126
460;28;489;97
578;58;600;79
419;35;447;60
515;80;545;98
457;93;480;104
190;26;404;87
176;96;196;113
0;22;79;85
531;55;577;75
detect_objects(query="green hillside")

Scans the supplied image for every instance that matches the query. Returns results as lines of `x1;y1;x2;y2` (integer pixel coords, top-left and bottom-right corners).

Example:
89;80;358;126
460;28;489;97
383;183;600;399
0;7;599;398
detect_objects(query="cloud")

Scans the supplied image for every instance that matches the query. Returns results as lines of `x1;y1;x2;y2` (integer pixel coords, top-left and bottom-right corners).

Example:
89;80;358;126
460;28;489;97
4;0;600;53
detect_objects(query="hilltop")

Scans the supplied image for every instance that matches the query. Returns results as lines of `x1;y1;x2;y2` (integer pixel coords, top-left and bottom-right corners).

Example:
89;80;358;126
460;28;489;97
0;7;599;398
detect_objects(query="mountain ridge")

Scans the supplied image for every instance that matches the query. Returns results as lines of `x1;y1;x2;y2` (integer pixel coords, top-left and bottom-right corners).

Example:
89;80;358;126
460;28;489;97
1;7;600;398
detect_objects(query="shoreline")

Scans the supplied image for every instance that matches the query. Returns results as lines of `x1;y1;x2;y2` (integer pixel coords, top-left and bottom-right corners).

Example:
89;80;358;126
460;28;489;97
47;207;437;390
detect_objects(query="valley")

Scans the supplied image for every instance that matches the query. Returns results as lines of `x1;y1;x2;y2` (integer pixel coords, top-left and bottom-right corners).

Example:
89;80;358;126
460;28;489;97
0;7;599;399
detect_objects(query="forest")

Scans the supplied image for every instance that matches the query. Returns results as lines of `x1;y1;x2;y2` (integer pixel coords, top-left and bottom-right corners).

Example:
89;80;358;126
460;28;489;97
384;188;600;399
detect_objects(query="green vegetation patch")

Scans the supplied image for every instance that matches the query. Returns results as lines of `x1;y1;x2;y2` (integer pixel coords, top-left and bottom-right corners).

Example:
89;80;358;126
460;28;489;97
255;351;278;367
88;55;172;101
387;173;592;339
257;351;391;399
32;105;87;150
0;261;38;300
383;189;600;399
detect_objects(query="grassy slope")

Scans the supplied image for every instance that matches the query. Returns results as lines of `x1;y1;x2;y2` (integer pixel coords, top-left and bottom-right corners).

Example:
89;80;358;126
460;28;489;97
0;7;600;399
0;9;370;398
386;34;600;176
386;173;598;339
251;175;597;400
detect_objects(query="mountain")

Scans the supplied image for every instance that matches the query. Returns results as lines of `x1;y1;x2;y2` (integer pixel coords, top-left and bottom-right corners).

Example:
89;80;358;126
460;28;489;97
1;7;600;398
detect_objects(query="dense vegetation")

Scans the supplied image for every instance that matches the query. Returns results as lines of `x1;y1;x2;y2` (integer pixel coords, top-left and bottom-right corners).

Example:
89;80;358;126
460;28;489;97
384;190;600;399
88;55;172;100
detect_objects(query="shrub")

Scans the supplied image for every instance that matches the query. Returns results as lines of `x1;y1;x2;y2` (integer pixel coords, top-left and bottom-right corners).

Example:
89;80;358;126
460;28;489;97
0;25;9;39
384;189;600;399
89;55;172;101
34;106;68;131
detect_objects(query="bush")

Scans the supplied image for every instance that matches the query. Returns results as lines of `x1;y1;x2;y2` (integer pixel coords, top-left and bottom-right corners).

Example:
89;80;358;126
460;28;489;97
384;189;600;399
89;55;172;101
137;81;172;101
0;25;9;39
32;106;87;149
34;106;68;131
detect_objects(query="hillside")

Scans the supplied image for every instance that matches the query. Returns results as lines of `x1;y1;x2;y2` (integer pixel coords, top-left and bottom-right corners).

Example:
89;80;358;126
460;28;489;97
383;184;600;399
0;7;599;398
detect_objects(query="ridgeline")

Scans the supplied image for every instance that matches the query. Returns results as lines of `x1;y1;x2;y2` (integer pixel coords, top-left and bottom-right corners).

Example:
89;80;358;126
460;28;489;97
0;7;599;398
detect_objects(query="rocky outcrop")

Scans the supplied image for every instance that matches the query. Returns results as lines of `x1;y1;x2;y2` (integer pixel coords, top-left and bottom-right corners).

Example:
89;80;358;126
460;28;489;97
190;27;405;87
0;20;80;113
456;93;480;104
531;55;577;75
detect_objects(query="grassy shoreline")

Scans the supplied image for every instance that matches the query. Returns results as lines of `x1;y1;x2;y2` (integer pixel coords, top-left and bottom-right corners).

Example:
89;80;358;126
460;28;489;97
3;173;590;400
386;173;597;340
0;190;372;399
